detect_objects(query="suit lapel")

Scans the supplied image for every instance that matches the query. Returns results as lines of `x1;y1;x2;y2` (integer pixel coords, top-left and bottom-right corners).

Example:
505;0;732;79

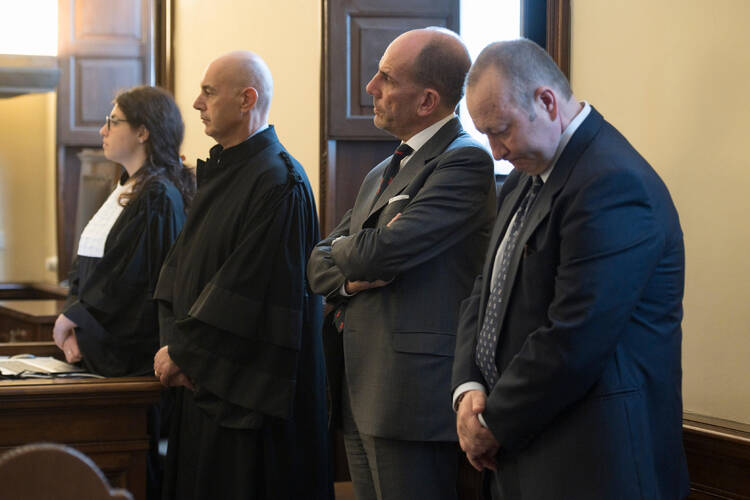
350;158;389;231
478;107;605;337
517;107;605;248
361;118;463;228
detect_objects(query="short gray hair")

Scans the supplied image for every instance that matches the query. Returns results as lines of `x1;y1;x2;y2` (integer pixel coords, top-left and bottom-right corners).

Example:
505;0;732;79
412;27;471;110
467;39;572;116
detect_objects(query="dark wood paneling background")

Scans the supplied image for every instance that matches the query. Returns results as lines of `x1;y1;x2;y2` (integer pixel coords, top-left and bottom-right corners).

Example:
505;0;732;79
684;414;750;499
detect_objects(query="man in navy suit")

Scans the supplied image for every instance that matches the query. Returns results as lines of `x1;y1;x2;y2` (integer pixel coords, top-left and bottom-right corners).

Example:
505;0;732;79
452;39;690;499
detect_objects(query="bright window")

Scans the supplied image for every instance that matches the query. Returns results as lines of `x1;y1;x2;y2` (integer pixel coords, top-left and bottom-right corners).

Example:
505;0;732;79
0;0;58;56
460;0;520;174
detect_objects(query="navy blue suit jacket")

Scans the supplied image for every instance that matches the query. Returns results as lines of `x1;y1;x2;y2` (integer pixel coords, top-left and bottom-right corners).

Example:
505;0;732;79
453;107;690;499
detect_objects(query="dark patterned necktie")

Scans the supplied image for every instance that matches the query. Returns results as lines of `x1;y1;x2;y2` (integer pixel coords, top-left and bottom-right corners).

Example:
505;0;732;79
475;176;544;388
375;143;414;201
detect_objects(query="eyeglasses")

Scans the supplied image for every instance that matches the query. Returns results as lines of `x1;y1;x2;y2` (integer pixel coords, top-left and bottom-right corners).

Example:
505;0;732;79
105;114;129;131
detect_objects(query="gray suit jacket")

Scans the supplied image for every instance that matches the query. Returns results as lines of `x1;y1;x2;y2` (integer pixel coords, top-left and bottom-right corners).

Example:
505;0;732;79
308;117;495;441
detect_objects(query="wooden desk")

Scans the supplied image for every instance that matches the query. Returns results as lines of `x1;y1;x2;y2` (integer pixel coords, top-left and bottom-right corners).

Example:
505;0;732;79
0;299;64;342
0;373;160;500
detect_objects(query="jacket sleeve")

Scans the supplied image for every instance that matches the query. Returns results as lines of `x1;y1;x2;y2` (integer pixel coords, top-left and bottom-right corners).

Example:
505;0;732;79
306;208;352;301
452;274;486;389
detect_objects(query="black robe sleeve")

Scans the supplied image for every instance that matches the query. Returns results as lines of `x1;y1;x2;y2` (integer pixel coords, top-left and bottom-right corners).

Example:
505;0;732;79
64;180;186;376
161;175;316;422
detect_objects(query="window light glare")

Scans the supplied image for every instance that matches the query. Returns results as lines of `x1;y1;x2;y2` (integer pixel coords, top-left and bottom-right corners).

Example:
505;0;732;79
0;0;58;56
460;0;521;174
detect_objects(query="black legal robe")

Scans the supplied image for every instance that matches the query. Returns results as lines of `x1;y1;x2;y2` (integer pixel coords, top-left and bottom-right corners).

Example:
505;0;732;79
154;127;331;500
64;175;186;377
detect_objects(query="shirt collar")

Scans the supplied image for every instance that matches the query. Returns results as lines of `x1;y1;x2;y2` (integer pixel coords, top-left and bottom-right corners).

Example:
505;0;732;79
249;123;269;139
401;114;455;164
538;101;591;183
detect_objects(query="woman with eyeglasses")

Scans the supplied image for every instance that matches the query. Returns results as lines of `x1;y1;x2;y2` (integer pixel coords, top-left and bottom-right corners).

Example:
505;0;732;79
53;85;195;377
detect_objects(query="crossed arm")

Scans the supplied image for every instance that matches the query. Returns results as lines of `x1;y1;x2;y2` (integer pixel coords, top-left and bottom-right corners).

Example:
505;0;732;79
309;148;493;299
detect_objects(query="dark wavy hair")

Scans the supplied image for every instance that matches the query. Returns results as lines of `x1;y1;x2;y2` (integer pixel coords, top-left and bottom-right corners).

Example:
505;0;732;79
114;86;195;210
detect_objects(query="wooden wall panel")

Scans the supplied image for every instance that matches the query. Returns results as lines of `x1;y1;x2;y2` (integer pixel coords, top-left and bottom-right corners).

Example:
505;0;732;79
57;0;153;145
684;414;750;499
77;58;143;122
74;0;143;47
324;139;398;232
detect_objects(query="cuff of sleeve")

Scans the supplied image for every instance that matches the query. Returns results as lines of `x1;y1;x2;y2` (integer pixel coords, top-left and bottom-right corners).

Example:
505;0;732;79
339;283;356;297
452;381;486;411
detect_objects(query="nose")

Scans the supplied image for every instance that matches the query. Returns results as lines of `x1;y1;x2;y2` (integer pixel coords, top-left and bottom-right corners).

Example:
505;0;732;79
488;137;508;161
193;95;204;110
365;74;379;97
99;123;108;137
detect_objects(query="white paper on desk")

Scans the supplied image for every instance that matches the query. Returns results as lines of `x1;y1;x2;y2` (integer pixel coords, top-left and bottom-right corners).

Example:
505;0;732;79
0;356;84;375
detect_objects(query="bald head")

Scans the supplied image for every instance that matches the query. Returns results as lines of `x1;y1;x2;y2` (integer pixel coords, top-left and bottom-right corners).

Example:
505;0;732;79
366;28;470;139
194;51;274;148
209;51;274;118
398;28;471;111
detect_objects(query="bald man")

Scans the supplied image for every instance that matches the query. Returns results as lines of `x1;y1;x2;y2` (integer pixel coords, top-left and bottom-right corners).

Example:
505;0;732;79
308;28;495;499
153;52;331;500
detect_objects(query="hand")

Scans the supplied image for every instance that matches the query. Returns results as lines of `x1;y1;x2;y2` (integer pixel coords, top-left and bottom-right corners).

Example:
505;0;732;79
344;279;393;294
61;334;82;364
153;346;194;390
168;372;195;390
457;390;500;471
53;314;77;349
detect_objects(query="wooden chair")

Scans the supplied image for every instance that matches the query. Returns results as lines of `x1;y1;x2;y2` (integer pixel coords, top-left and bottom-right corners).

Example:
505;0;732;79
0;443;132;500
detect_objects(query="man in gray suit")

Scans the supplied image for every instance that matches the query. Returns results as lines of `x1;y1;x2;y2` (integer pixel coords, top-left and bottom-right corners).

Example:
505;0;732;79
308;28;495;500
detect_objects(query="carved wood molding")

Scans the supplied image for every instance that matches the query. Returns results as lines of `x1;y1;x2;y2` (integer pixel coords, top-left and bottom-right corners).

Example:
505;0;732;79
546;0;571;79
156;0;174;92
683;413;750;499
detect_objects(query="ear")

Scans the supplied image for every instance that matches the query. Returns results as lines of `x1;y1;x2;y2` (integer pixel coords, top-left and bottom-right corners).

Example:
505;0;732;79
239;87;259;112
416;88;441;117
534;86;558;121
136;125;150;144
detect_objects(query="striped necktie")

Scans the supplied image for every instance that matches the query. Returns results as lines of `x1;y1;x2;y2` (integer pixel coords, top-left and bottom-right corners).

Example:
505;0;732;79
375;143;414;201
